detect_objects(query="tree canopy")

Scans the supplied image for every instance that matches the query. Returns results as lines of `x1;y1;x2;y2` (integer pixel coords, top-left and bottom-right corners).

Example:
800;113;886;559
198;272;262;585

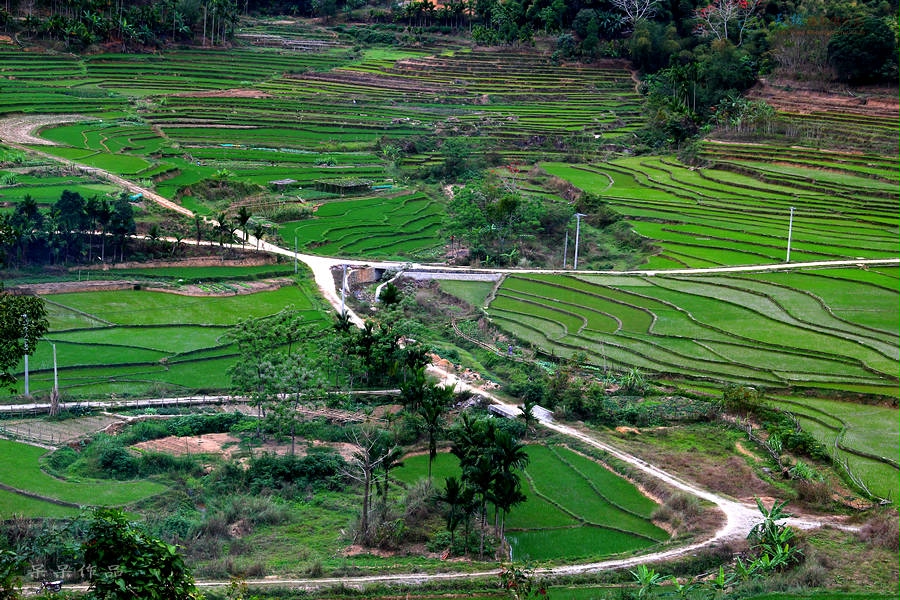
0;285;48;392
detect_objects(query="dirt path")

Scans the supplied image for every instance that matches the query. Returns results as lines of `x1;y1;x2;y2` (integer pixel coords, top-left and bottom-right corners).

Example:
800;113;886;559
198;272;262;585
0;114;90;146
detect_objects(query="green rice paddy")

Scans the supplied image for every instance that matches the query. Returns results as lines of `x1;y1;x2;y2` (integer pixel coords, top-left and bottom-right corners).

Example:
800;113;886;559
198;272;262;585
11;282;330;398
396;445;667;561
0;439;164;512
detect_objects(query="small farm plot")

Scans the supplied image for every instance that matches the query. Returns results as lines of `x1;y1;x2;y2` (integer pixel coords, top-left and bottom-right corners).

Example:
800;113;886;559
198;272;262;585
5;282;330;398
0;414;124;447
0;439;165;514
396;445;667;561
488;269;899;398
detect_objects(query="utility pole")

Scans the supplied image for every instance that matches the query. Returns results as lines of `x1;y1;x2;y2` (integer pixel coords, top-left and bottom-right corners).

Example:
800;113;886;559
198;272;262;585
563;230;568;268
22;313;29;398
340;264;347;316
785;206;795;262
294;235;298;274
573;213;586;270
50;344;60;417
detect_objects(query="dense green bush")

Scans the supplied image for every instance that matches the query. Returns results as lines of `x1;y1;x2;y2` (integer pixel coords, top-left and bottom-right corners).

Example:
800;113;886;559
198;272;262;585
98;445;139;479
246;451;346;494
138;451;204;477
167;412;246;438
828;16;898;83
83;508;201;600
45;446;79;473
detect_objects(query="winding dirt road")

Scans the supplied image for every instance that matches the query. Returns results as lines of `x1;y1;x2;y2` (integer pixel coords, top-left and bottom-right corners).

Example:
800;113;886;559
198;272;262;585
3;114;877;592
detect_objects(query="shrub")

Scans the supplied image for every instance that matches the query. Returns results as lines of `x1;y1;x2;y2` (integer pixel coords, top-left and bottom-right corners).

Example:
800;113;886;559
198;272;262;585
245;451;346;495
204;461;245;497
167;412;245;438
156;510;200;542
138;451;202;477
0;549;25;598
119;419;170;444
45;446;78;473
98;445;139;479
83;508;200;600
794;480;832;507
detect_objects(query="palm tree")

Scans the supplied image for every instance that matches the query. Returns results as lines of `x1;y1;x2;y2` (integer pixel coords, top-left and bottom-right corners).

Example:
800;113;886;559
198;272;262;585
377;444;405;502
419;383;454;480
518;397;539;438
193;215;204;246
236;205;251;249
252;222;265;250
438;476;466;549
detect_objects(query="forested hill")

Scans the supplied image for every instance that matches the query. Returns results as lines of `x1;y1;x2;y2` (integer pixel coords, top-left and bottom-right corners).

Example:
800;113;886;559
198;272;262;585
1;0;896;149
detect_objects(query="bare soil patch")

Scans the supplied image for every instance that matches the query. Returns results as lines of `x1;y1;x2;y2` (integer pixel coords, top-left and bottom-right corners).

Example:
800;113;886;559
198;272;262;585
133;432;243;458
748;79;899;119
173;89;273;99
132;433;359;462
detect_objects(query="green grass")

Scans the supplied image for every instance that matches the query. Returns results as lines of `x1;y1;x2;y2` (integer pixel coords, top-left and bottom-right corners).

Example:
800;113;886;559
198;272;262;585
0;489;79;518
0;439;165;511
438;280;497;308
46;285;322;326
507;526;659;561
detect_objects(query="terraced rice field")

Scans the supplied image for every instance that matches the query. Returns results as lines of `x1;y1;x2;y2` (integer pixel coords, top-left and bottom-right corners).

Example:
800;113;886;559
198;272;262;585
542;153;898;269
14;283;329;398
395;445;667;561
280;191;443;258
765;395;898;501
488;267;899;499
489;269;898;397
3;44;644;257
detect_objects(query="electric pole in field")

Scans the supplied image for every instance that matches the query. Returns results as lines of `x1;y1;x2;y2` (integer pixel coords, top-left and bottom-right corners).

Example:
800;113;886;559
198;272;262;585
340;264;347;316
50;344;60;417
22;313;29;398
786;206;795;262
573;213;586;270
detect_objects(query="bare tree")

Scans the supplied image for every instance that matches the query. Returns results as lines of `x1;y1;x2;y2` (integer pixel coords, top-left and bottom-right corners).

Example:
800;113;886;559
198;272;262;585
345;424;398;546
693;0;763;46
610;0;663;26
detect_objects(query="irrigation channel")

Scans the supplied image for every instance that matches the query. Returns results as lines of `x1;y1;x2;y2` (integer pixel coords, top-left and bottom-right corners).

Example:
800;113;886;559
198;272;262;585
3;114;886;592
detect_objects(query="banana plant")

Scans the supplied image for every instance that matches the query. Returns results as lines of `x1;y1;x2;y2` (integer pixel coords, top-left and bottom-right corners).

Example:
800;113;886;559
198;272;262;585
666;575;700;599
631;564;665;598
